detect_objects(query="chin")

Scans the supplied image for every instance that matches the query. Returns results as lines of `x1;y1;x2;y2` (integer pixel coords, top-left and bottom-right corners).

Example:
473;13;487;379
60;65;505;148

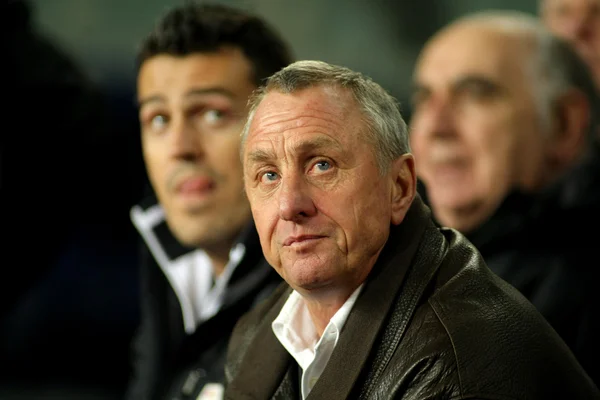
170;224;214;246
285;267;335;293
169;212;219;242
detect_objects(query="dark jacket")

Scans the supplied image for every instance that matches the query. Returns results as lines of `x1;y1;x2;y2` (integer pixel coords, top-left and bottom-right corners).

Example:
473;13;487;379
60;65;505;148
126;197;281;400
465;142;600;386
225;198;599;399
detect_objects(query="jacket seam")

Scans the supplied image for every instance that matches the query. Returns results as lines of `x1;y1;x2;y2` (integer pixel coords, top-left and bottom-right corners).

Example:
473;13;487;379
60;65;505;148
429;302;523;400
429;297;464;397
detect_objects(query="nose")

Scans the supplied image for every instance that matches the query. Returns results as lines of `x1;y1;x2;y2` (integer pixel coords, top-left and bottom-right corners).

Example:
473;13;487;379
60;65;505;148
278;174;317;222
411;94;457;142
169;116;204;162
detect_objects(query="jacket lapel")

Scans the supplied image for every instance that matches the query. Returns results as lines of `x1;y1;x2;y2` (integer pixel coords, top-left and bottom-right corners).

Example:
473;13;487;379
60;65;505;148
306;199;439;399
225;289;294;400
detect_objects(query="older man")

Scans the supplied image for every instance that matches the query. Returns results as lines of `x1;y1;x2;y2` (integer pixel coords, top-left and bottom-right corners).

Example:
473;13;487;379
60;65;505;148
410;11;600;385
223;60;598;399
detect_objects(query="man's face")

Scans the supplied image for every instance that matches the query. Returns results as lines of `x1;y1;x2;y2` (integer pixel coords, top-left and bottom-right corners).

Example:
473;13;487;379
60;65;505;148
137;48;254;248
410;25;551;232
542;0;600;87
243;86;409;295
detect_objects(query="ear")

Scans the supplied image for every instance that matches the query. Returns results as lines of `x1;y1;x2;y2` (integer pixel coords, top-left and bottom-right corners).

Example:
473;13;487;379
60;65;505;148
390;154;417;225
548;89;590;168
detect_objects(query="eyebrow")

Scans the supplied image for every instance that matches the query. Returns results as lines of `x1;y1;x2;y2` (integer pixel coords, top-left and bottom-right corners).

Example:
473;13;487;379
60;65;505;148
246;148;276;165
413;74;500;90
137;87;237;108
411;75;503;100
450;75;502;94
246;136;344;165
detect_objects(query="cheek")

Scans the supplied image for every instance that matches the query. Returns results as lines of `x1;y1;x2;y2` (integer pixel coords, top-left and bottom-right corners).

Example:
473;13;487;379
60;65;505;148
328;179;390;236
463;107;515;155
409;132;424;160
251;203;282;268
250;198;275;243
408;115;429;153
143;144;167;192
466;117;523;188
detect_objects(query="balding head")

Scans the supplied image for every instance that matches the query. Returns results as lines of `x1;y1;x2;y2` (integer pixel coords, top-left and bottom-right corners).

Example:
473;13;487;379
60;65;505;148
410;11;594;233
430;11;594;129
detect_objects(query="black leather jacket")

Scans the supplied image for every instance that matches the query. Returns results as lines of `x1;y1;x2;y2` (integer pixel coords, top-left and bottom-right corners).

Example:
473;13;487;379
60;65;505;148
465;142;600;385
225;198;599;399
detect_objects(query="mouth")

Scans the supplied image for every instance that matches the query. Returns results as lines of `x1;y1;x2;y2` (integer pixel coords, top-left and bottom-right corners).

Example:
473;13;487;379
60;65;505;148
176;176;216;197
283;235;326;247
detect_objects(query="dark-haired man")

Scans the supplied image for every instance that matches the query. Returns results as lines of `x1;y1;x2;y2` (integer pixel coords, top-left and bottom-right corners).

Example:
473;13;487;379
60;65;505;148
127;4;293;399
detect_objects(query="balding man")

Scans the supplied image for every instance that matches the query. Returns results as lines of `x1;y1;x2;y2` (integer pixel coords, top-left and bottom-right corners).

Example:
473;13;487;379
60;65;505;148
411;11;600;386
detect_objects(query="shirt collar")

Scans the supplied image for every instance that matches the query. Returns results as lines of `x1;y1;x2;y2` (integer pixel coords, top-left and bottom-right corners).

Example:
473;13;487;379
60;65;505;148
272;284;364;371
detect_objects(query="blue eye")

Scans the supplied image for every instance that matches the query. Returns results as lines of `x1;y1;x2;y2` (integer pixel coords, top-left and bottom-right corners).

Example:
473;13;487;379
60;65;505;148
315;161;331;171
261;171;279;183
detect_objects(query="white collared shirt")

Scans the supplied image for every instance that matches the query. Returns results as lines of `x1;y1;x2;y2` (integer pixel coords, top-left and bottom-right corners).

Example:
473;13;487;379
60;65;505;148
131;202;247;334
272;284;363;399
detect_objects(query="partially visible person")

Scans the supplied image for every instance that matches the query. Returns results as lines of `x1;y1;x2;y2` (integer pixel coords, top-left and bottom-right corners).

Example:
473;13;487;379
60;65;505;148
126;3;293;399
224;60;598;399
410;11;600;385
2;0;140;398
540;0;600;89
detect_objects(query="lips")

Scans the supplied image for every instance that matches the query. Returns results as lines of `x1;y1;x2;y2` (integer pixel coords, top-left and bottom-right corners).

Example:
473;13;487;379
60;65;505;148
177;176;215;194
427;154;470;181
283;235;325;246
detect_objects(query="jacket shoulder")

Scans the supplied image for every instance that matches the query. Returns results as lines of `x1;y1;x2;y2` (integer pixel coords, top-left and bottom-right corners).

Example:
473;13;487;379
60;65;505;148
428;229;599;399
225;282;291;383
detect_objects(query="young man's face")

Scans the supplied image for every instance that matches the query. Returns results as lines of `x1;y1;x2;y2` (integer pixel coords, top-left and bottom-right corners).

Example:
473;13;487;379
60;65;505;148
137;47;255;249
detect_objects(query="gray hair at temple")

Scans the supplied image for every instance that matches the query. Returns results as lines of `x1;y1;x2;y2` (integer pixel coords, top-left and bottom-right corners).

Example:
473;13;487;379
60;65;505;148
240;60;410;173
458;10;598;143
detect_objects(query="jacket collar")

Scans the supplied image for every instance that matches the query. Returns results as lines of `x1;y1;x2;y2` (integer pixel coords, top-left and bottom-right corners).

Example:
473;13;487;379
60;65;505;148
464;141;600;252
131;195;264;286
226;196;445;399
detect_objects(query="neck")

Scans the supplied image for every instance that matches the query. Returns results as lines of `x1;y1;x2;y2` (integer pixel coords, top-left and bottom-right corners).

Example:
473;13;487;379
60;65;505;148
303;291;352;337
301;250;382;336
205;244;233;277
434;199;499;234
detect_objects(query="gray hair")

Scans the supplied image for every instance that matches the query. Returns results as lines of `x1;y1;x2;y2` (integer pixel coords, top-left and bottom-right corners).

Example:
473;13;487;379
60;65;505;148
459;11;598;142
241;60;410;173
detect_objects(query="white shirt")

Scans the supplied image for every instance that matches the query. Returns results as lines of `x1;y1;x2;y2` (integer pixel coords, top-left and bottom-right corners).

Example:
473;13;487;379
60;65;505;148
171;244;245;333
272;285;363;399
130;204;246;334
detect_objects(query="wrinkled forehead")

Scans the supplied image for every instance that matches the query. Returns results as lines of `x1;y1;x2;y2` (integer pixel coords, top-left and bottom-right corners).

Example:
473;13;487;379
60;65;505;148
247;87;358;138
242;86;365;159
257;86;354;117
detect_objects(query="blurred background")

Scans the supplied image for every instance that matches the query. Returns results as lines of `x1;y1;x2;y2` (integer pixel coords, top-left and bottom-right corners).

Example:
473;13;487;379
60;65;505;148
29;0;537;113
3;0;538;398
